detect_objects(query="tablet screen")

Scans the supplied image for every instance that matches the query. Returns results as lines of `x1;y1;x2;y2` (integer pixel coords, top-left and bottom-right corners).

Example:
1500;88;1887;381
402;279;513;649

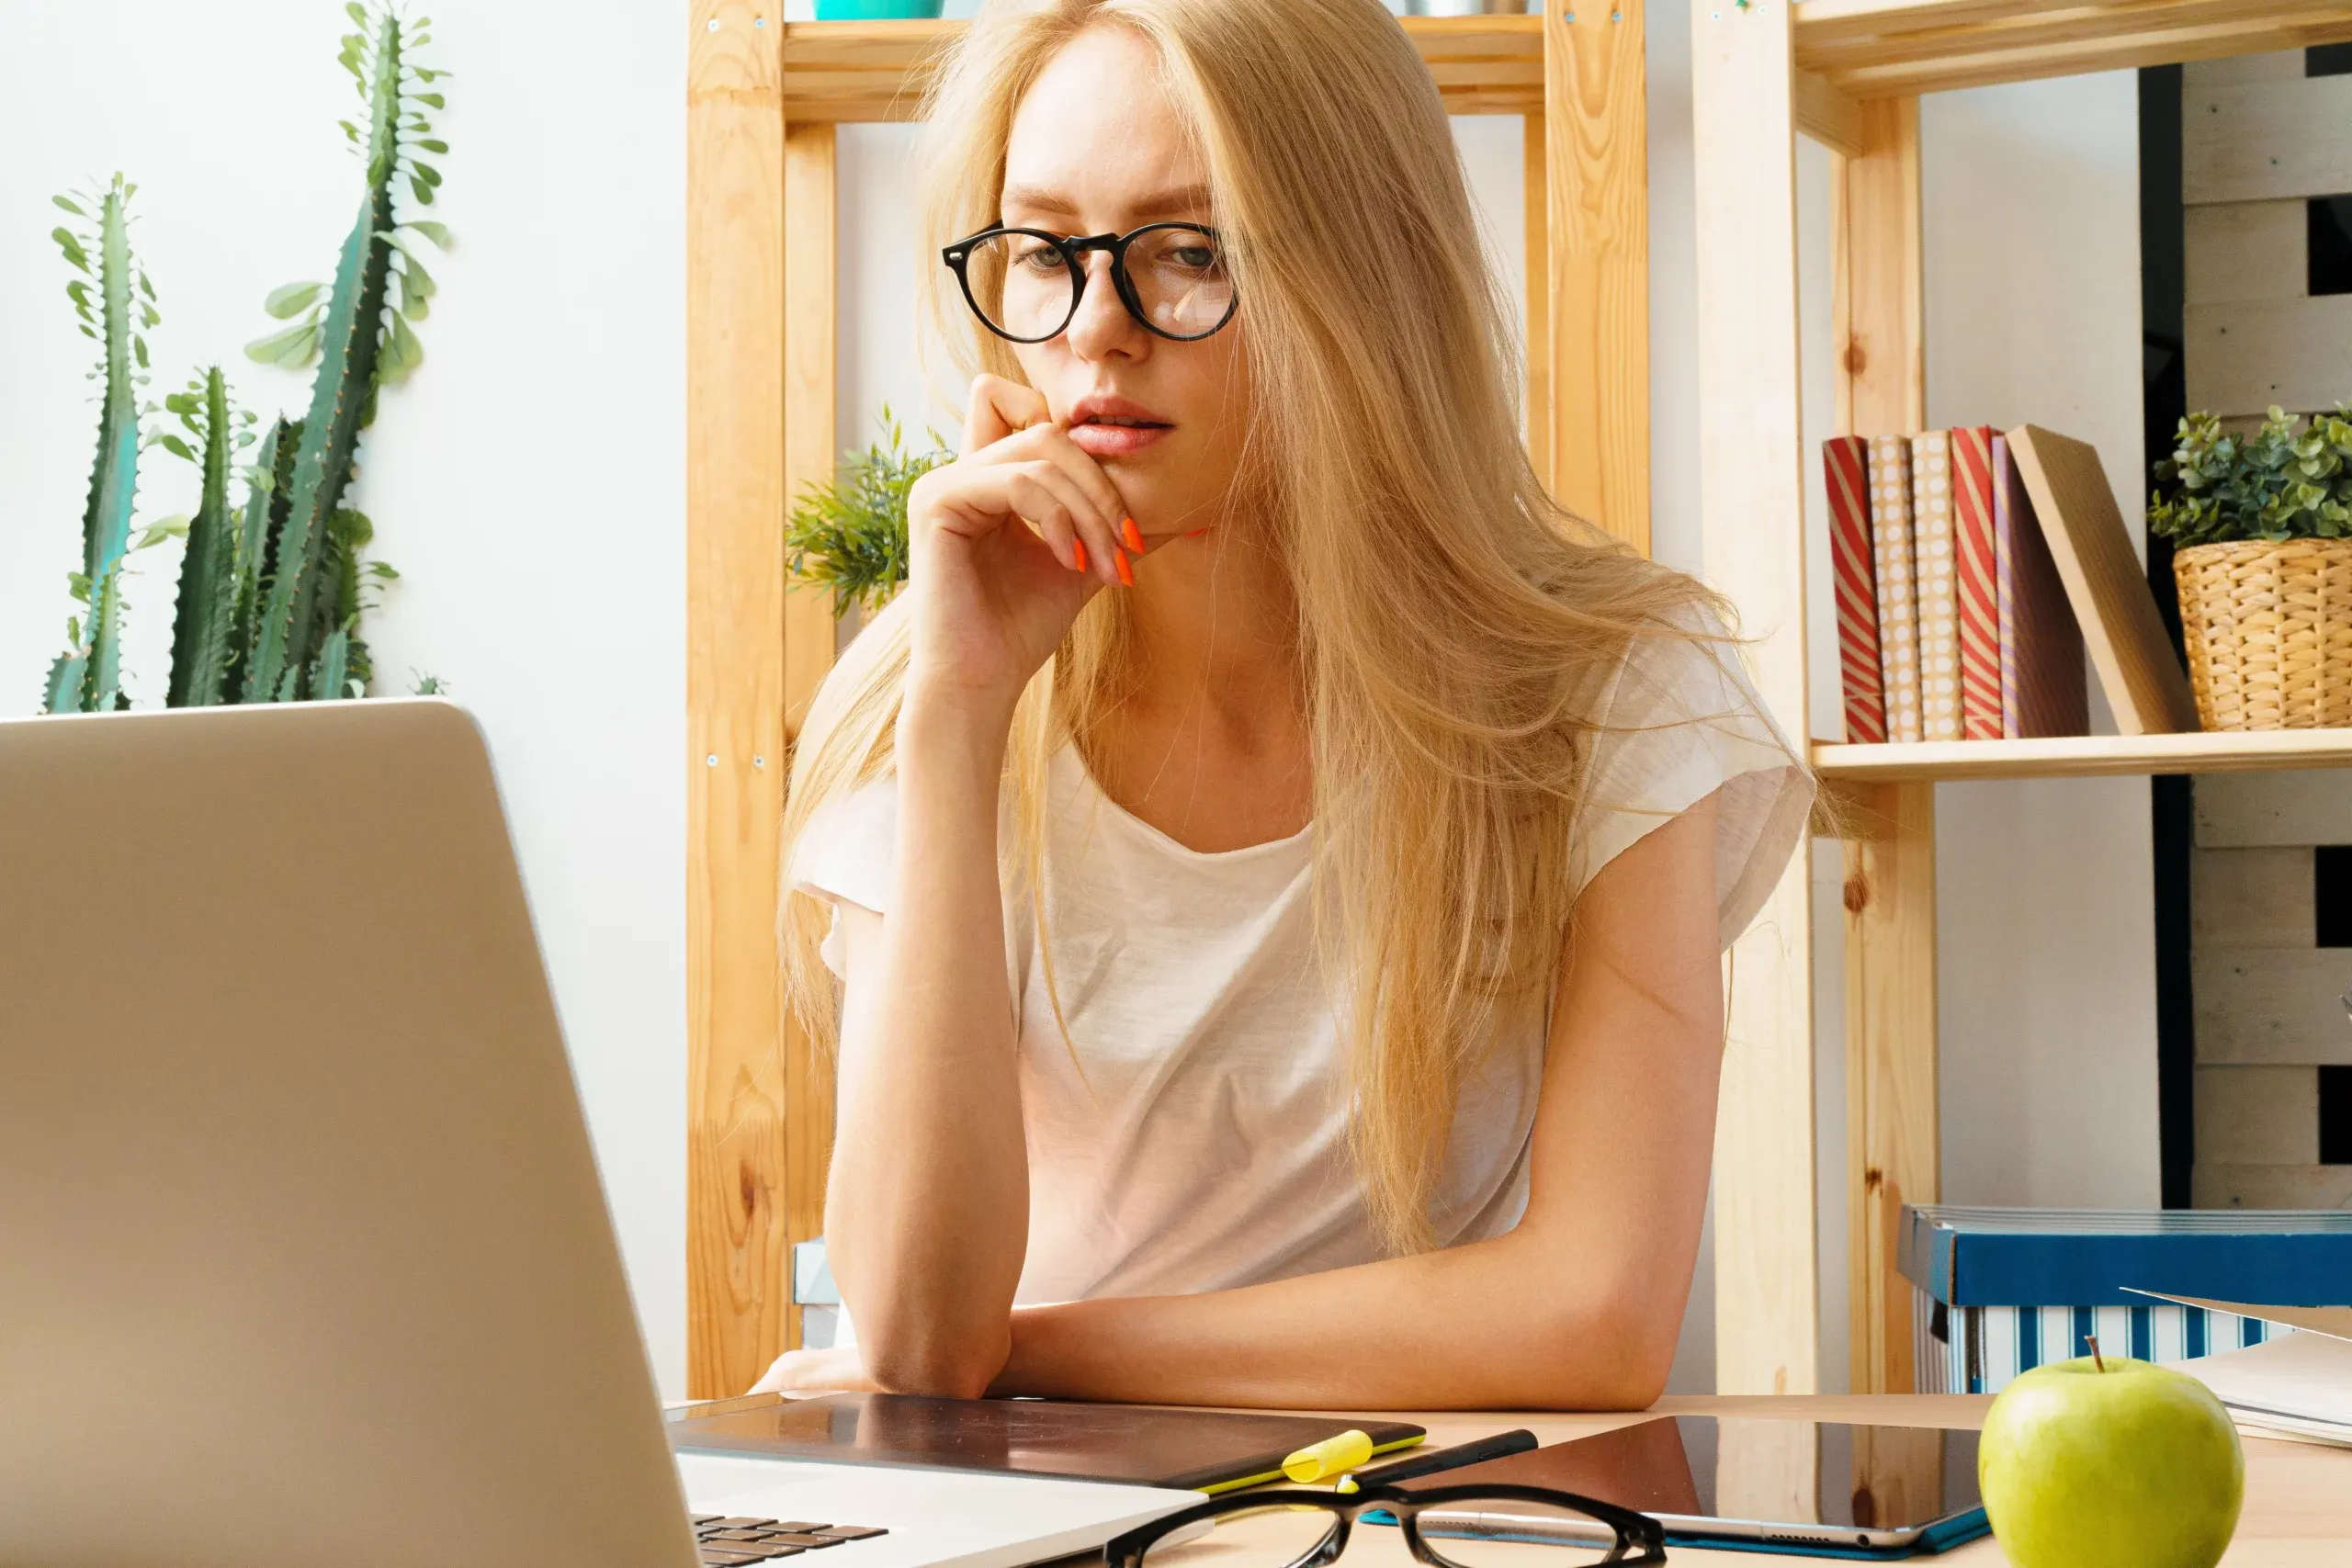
1400;1416;1980;1536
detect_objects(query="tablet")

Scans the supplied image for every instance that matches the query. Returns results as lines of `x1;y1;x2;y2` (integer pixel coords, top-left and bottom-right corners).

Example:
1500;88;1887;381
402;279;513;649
668;1393;1425;1494
1396;1416;1987;1558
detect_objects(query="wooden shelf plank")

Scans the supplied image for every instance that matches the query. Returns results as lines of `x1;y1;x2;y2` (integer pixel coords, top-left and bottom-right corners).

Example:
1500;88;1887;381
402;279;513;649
780;15;1546;122
1794;0;2352;100
1815;728;2352;782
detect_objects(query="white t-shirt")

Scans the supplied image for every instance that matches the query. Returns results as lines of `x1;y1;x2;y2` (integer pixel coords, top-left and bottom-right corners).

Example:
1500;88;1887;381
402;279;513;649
790;620;1810;1307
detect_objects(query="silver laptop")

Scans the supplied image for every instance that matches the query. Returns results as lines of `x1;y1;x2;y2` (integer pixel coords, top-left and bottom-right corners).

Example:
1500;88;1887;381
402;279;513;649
0;701;1198;1568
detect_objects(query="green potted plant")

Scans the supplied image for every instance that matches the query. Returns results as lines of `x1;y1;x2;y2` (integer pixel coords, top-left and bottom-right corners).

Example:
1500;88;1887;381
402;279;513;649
786;410;952;617
2150;402;2352;730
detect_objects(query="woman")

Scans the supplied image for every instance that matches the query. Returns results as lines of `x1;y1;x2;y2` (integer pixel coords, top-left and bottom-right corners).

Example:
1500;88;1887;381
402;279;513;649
761;0;1808;1409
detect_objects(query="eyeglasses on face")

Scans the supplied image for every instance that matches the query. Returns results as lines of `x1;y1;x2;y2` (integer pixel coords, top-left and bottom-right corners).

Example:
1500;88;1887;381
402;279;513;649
941;222;1238;344
1102;1481;1668;1568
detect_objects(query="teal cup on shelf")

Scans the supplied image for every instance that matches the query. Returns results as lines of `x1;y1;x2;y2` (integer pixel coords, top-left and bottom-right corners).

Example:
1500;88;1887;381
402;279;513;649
814;0;944;17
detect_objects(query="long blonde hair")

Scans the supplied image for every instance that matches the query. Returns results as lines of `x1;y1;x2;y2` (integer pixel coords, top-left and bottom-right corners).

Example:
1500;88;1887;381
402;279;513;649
784;0;1734;1252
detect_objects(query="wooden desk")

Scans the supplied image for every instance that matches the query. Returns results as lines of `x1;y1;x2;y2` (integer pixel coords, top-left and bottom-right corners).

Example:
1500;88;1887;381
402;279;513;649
1255;1395;2352;1566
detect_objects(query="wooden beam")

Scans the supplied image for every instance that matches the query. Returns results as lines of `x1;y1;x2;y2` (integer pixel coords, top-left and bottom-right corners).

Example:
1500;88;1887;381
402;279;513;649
1544;0;1650;555
1690;0;1818;1397
781;121;841;1354
2186;295;2352;419
1523;111;1552;490
2184;73;2352;205
686;0;791;1401
1800;0;2352;69
1815;8;2352;99
1830;98;1924;440
1838;783;1938;1395
778;15;1548;123
1796;70;1867;159
1831;96;1936;1398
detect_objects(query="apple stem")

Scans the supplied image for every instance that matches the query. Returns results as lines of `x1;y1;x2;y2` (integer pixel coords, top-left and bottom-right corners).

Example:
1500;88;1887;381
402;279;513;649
2088;1334;2107;1372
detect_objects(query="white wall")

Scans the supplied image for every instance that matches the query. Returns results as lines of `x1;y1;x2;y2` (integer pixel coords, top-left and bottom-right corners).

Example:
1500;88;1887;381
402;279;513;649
0;3;2154;1403
0;2;689;1393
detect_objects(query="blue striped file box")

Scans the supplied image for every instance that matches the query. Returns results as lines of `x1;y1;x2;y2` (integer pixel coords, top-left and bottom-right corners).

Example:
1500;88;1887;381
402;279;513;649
1898;1206;2352;1396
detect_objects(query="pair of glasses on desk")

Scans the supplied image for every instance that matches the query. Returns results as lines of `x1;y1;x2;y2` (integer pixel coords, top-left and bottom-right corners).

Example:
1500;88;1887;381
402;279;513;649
1105;1483;1668;1568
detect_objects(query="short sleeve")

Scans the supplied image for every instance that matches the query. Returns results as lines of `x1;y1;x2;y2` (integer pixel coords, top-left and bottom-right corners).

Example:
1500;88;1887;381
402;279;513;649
788;778;898;976
1570;611;1815;947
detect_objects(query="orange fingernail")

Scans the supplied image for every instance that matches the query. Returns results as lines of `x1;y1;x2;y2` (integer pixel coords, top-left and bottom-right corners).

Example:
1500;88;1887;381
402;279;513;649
1121;517;1144;553
1114;547;1135;587
1072;538;1088;572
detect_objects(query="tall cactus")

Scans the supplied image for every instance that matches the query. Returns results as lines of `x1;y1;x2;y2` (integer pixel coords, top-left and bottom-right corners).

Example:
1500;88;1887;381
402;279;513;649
241;1;446;702
162;368;256;706
44;175;157;713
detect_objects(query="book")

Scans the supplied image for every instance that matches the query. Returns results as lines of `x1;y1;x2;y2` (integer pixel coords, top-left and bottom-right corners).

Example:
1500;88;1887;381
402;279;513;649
2006;426;2199;735
2145;1294;2352;1450
1865;434;1922;743
1950;427;2006;739
1825;435;1886;743
1991;433;2089;739
1909;431;1963;742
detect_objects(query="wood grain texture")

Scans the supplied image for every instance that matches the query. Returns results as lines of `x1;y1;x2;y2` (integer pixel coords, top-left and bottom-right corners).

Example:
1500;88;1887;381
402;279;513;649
2194;947;2352;1065
2183;200;2308;306
777;16;1548;121
1690;0;1818;1397
1523;111;1551;491
687;0;792;1401
781;122;842;1357
1815;728;2352;779
1831;99;1925;440
1833;99;1934;1400
1796;69;1866;157
2185;295;2352;419
2192;845;2317;949
2197;766;2352;845
1797;0;2352;98
2184;47;2310;88
2007;425;2202;735
1544;0;1649;555
2193;1160;2352;1209
2196;1065;2322;1165
1841;781;1939;1396
2185;73;2352;205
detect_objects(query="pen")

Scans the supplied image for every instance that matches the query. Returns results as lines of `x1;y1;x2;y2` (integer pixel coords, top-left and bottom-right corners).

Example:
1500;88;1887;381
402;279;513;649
1335;1428;1539;1493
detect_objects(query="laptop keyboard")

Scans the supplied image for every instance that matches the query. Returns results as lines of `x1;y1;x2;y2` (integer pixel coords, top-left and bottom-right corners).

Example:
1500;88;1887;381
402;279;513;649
692;1517;889;1565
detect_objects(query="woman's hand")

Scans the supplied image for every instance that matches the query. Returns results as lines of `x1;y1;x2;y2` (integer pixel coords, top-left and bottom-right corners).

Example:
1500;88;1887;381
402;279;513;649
902;374;1133;723
749;1345;881;1396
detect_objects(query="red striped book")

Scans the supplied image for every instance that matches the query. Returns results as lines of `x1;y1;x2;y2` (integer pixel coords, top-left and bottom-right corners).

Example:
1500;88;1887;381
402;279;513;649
1951;425;2006;739
1825;435;1886;743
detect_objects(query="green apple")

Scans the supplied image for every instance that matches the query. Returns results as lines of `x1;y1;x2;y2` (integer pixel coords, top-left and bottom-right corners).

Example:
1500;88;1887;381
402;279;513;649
1979;1354;2244;1568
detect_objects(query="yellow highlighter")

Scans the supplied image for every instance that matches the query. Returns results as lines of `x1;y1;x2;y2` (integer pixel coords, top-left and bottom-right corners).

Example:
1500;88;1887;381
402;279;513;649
1281;1427;1374;1484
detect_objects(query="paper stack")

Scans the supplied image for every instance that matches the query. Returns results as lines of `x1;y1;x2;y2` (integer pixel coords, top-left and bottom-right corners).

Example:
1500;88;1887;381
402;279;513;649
2141;1292;2352;1448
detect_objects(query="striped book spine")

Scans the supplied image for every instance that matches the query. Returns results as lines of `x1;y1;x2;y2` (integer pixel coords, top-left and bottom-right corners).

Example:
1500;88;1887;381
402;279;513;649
1912;1291;2290;1396
1909;431;1963;742
1825;436;1886;743
1993;433;2091;738
1951;426;2005;739
1865;434;1922;743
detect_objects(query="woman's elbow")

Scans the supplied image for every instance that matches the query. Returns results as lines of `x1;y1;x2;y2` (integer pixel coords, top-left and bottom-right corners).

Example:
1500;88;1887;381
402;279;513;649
1516;1295;1680;1410
853;1317;1010;1400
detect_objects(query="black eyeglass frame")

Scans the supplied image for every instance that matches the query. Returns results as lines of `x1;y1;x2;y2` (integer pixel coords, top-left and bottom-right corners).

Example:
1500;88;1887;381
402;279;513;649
1102;1482;1668;1568
941;222;1238;344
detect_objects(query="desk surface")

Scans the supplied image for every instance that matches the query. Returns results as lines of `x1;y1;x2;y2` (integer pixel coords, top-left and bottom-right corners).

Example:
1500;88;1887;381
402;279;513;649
1259;1394;2351;1565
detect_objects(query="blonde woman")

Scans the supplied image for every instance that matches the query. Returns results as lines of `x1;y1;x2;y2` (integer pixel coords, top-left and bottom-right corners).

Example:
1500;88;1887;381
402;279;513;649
760;0;1810;1409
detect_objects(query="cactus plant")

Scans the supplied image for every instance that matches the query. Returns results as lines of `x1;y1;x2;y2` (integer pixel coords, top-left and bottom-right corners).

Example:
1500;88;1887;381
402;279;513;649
240;0;446;702
43;174;158;713
161;369;257;706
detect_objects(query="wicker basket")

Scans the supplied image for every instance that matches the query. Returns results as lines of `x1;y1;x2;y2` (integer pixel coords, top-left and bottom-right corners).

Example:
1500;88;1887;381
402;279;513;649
2173;537;2352;730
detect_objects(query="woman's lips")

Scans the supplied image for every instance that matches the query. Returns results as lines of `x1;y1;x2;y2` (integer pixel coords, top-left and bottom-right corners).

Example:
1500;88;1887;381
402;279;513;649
1068;420;1171;458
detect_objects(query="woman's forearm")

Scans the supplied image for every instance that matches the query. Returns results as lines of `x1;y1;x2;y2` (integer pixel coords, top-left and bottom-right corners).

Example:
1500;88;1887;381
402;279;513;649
991;1224;1685;1412
823;694;1032;1396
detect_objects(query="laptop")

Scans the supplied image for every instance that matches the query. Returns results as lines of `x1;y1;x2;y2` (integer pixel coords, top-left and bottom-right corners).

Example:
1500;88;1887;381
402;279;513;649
0;701;1201;1568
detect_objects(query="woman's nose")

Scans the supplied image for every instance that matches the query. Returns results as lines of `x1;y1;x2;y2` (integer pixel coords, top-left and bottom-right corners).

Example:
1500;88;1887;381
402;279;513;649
1063;253;1145;360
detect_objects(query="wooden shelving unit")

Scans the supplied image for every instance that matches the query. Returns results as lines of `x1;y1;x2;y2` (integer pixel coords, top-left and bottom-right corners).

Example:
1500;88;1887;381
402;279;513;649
1695;0;2352;1404
685;0;1650;1399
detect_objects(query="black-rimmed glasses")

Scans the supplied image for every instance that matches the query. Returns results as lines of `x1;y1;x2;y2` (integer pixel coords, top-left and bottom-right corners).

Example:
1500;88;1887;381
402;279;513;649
1103;1482;1668;1568
943;223;1238;344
